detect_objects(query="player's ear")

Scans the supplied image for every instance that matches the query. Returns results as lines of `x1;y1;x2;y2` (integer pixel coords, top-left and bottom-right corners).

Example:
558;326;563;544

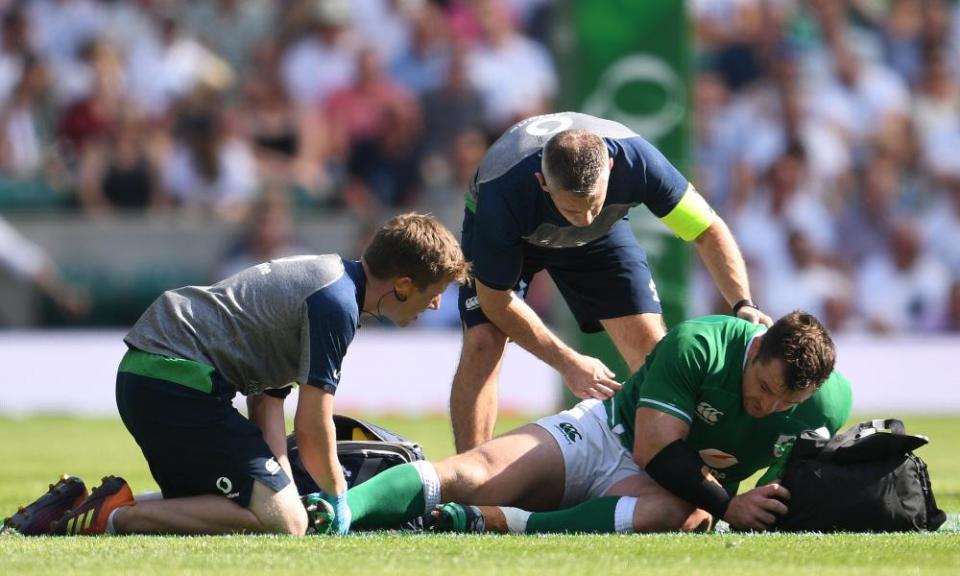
393;277;415;300
535;172;548;191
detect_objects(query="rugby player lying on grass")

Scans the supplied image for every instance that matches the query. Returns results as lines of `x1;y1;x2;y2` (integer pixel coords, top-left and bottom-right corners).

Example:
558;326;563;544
338;312;851;533
3;214;469;537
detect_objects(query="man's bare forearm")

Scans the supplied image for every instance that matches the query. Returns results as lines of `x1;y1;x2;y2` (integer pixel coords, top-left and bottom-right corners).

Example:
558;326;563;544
693;219;752;306
476;281;574;371
294;388;345;496
247;394;290;476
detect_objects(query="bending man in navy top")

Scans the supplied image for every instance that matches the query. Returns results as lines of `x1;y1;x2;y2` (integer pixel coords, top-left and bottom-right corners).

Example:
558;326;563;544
453;112;771;452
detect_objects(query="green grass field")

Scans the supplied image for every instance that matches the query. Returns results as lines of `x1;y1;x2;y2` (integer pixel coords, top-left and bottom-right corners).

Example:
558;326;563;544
1;415;958;575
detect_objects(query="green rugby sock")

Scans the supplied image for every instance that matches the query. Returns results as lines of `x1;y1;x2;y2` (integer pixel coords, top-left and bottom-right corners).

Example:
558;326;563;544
525;496;631;534
347;463;426;529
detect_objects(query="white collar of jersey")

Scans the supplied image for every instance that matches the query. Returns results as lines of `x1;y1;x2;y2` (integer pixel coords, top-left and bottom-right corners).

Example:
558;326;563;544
742;329;768;370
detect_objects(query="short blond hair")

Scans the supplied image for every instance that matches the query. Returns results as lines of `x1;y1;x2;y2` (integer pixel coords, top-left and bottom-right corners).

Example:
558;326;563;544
542;129;609;197
363;213;470;289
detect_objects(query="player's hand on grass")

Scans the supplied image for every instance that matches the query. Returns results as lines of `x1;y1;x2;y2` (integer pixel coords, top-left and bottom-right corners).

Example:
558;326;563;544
723;483;790;531
561;352;622;400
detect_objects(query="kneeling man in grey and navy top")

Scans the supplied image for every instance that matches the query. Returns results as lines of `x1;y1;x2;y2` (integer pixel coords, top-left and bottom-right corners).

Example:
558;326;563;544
2;213;469;537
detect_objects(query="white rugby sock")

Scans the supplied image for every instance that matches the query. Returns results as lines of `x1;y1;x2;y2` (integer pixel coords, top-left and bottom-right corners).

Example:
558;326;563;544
105;507;123;534
500;506;532;534
134;491;163;503
614;496;638;534
411;461;441;514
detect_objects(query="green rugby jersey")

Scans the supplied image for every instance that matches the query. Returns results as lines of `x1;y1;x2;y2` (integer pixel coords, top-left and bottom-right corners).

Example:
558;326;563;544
603;315;852;493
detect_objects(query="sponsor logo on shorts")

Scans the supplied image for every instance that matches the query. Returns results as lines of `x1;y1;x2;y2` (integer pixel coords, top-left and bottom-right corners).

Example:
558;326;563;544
556;422;582;444
696;402;723;425
648;278;660;303
216;476;240;499
699;448;739;470
464;296;480;310
265;458;281;475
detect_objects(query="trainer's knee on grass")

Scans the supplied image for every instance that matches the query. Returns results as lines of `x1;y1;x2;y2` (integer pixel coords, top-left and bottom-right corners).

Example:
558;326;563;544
248;481;307;535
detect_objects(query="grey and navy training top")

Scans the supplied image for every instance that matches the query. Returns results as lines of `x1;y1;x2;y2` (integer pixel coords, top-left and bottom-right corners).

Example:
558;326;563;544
124;255;365;396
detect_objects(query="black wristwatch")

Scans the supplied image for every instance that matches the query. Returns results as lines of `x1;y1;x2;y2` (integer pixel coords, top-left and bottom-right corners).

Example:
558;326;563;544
732;298;758;316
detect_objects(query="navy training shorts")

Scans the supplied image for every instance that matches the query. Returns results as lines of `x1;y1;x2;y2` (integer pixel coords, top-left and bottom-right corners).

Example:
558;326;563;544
115;350;291;508
459;211;662;333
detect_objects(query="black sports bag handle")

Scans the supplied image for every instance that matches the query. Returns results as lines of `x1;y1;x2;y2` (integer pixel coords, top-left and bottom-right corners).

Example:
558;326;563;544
819;419;907;462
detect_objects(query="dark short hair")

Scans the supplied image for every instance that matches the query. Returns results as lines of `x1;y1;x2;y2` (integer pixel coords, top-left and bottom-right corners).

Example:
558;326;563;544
363;213;470;290
542;129;608;197
756;311;836;392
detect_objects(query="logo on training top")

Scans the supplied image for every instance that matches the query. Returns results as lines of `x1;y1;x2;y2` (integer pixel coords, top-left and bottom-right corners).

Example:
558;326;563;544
556;422;582;444
699;448;739;470
522;114;574;137
265;458;281;475
464;296;480;311
648;278;660;303
696;402;723;425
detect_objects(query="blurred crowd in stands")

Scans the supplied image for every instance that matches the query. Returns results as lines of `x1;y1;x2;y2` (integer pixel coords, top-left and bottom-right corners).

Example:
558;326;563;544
0;0;959;335
0;0;555;225
689;0;960;334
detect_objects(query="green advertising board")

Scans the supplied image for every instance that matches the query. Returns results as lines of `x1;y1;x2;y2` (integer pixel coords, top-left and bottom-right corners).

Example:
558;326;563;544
555;0;692;382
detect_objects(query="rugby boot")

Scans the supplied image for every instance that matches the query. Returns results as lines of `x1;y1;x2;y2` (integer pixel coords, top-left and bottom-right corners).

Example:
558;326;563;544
50;476;134;536
1;475;88;536
301;493;336;535
430;503;509;533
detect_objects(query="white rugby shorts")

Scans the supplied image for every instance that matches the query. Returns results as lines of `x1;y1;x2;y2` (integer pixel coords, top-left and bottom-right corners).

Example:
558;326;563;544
535;398;645;507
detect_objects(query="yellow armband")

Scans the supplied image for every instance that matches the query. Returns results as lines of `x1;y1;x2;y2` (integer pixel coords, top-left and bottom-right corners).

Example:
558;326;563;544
660;184;715;241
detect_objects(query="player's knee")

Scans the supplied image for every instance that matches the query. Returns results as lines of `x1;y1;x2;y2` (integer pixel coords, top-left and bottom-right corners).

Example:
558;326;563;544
679;508;712;532
264;498;308;536
249;482;308;536
463;324;508;360
632;495;705;533
437;454;492;498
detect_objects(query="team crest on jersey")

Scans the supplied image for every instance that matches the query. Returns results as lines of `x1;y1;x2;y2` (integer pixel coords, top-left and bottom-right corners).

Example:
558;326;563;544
773;434;797;458
696;402;723;425
699;448;738;470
